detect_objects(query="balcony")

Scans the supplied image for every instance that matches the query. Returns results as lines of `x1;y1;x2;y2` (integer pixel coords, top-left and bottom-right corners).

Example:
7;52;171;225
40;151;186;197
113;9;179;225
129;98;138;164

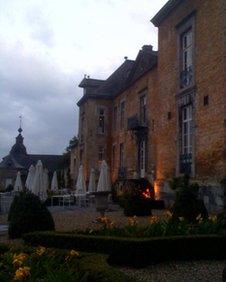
180;66;193;89
179;153;192;174
127;114;148;131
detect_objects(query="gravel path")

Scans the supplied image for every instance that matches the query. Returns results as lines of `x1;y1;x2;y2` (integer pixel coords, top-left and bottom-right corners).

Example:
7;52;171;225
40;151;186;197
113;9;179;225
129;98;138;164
121;260;226;282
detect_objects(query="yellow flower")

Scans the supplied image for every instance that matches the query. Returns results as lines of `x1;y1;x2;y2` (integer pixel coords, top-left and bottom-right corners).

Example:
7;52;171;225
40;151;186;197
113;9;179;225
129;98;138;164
149;215;158;224
14;266;30;281
13;253;28;267
65;249;80;261
36;246;46;256
128;216;138;226
208;215;217;222
165;210;172;218
70;250;80;257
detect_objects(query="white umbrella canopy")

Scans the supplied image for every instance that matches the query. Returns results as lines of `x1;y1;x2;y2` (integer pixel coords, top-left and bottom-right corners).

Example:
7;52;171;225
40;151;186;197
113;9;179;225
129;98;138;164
51;171;58;192
97;160;111;192
76;165;86;194
32;160;44;198
25;165;35;191
87;168;96;193
14;171;23;192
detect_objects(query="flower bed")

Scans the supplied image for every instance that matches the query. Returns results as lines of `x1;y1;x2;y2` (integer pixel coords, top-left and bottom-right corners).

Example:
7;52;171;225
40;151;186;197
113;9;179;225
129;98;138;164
0;244;135;281
23;214;226;267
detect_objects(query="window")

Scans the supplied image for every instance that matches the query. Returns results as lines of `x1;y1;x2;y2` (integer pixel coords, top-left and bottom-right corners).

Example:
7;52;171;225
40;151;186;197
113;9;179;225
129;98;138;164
113;106;117;131
139;140;146;178
79;149;83;163
140;94;147;124
80;112;85;143
204;95;209;106
98;108;105;134
98;146;104;161
179;104;192;174
112;145;116;168
120;101;125;129
119;143;124;168
180;29;193;88
181;105;192;155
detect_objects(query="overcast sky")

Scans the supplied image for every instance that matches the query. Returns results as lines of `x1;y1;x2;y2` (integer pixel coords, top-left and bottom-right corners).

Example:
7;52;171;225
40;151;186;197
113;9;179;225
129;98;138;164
0;0;167;158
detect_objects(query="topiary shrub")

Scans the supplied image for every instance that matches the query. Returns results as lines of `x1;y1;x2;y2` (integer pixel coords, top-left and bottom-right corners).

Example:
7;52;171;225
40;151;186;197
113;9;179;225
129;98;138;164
171;175;208;223
8;192;55;239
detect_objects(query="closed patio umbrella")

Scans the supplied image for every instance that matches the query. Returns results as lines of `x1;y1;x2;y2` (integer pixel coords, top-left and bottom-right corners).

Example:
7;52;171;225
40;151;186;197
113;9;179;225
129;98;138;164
87;168;96;194
51;171;58;192
25;165;35;191
97;160;111;192
76;165;86;194
32;160;44;199
14;171;23;192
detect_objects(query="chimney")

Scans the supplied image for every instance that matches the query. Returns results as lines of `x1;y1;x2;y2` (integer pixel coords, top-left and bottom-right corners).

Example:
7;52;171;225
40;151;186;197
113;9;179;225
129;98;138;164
142;45;153;52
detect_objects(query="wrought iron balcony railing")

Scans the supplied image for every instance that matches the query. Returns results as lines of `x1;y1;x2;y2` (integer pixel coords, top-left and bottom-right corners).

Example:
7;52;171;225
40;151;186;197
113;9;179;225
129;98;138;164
127;114;148;131
179;153;192;174
180;66;193;89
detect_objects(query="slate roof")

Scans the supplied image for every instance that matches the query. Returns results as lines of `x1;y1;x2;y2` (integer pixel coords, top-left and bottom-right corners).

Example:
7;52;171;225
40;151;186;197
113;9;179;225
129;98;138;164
151;0;184;27
77;45;157;105
125;45;157;89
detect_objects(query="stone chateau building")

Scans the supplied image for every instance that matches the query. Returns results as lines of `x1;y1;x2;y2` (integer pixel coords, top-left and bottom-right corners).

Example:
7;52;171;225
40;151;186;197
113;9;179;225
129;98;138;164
71;0;226;211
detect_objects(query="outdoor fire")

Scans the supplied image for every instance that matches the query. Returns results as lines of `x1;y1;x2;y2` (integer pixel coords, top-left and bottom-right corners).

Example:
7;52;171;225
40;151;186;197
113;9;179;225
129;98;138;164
142;187;152;199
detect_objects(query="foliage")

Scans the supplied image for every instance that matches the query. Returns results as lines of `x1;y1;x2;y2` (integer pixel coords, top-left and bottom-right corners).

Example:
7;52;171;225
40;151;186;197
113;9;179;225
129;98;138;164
0;243;9;254
8;192;55;239
0;245;134;281
23;230;226;267
170;175;208;223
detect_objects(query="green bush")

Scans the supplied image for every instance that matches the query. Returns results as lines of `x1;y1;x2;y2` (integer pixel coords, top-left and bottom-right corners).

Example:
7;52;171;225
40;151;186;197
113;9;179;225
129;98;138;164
170;175;208;223
8;192;55;239
0;243;9;254
0;246;135;281
23;231;226;267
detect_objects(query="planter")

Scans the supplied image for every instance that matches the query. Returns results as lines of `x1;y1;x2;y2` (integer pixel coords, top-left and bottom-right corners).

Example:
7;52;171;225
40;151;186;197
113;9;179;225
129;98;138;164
93;191;111;217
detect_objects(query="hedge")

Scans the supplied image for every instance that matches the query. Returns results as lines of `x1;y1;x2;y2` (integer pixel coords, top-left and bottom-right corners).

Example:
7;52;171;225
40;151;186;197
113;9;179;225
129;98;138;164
0;243;9;254
23;232;226;267
79;253;136;281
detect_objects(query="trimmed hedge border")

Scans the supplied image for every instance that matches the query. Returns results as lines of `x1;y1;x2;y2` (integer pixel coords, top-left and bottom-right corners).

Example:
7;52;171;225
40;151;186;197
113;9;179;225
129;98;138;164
23;232;226;267
0;243;9;254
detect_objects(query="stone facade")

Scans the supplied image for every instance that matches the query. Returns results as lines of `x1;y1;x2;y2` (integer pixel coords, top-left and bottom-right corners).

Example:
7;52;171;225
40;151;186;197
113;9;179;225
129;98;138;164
72;0;226;211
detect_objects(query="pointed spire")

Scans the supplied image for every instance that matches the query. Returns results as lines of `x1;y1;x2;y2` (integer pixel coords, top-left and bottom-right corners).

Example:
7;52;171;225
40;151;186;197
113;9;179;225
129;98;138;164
10;116;27;155
18;115;22;134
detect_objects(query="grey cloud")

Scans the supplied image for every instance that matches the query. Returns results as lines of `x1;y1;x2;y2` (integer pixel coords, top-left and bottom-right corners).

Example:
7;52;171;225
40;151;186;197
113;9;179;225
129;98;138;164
0;40;82;158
